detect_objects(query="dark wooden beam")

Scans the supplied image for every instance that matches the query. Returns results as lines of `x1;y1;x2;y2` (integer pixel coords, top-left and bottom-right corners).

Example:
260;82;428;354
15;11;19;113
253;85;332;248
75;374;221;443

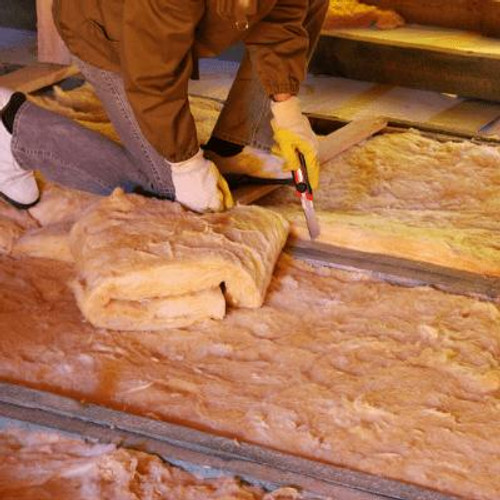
362;0;500;37
482;0;500;37
311;33;500;102
0;382;459;500
362;0;478;31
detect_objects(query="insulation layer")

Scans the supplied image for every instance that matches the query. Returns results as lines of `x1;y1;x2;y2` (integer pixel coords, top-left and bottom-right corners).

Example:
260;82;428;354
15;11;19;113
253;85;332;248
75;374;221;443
0;429;294;499
1;255;500;499
324;0;404;30
263;130;500;277
70;189;289;331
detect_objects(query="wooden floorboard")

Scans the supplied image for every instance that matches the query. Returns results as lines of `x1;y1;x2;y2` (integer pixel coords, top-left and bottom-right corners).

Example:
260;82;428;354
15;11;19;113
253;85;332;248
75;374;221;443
0;382;460;500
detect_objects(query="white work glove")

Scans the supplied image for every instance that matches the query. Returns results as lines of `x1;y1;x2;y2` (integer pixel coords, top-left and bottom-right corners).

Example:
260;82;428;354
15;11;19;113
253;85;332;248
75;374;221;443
170;149;234;213
271;96;320;190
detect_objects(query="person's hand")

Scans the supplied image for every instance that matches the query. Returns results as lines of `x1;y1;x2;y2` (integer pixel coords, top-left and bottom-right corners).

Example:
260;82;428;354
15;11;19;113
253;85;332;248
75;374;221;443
170;149;234;213
271;96;320;190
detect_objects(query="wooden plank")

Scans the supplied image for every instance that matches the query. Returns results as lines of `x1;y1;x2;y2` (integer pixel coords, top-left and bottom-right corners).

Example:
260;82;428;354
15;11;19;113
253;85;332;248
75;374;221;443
363;0;479;31
302;75;500;137
288;240;500;302
319;116;388;163
320;26;500;58
0;63;79;93
308;112;500;145
427;100;500;135
362;0;500;36
312;30;500;102
0;382;459;500
36;0;72;65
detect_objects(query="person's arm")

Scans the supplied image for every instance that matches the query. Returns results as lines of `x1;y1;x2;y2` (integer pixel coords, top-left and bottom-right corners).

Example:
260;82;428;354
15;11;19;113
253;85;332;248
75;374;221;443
120;0;201;163
119;1;233;212
244;0;310;97
244;0;320;189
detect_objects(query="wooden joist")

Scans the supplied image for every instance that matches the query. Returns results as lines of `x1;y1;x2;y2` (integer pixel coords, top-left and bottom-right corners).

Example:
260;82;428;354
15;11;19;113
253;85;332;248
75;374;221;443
288;240;500;303
312;26;500;102
0;382;459;500
363;0;500;37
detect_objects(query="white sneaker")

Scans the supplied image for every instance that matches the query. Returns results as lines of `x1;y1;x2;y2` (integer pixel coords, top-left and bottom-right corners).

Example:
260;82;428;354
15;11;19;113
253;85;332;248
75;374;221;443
0;87;39;208
206;146;291;181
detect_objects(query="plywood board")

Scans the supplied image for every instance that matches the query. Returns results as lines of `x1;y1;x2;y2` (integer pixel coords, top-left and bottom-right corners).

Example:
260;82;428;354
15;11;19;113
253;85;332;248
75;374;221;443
430;100;500;135
318;116;388;163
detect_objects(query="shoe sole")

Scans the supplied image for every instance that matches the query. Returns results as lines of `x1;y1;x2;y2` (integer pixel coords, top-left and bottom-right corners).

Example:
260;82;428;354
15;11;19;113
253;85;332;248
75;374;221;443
0;190;40;210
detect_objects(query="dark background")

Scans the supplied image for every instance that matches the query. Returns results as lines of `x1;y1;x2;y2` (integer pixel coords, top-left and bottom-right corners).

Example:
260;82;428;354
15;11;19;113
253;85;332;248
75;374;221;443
0;0;37;30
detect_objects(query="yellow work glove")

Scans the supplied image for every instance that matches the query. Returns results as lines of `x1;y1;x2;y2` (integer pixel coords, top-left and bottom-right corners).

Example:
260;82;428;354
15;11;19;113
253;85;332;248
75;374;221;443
170;149;234;213
270;96;320;190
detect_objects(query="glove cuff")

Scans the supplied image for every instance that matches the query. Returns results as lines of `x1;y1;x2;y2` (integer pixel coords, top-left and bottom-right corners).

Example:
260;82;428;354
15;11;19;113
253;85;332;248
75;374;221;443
270;96;302;128
169;148;204;170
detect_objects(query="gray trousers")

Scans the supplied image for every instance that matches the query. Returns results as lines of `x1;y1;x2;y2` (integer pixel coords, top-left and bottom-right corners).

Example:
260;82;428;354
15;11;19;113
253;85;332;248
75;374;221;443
12;58;175;198
11;1;327;197
212;0;328;151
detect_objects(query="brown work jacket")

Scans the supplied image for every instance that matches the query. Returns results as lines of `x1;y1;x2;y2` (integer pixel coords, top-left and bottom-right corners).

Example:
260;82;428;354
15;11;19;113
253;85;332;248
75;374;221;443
53;0;310;162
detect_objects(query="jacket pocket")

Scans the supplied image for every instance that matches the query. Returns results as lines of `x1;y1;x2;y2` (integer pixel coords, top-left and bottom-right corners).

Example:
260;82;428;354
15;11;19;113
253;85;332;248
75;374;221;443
87;19;120;45
81;19;121;69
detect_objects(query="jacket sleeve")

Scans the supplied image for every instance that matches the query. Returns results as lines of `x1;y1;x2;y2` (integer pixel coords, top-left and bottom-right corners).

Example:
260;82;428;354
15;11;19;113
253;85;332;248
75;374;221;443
120;1;201;163
243;0;310;96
